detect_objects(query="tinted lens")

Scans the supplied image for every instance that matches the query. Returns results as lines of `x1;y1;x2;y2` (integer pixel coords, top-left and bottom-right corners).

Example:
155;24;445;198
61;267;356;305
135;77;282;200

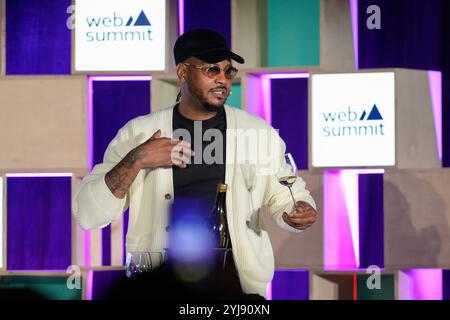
205;66;221;77
225;67;238;79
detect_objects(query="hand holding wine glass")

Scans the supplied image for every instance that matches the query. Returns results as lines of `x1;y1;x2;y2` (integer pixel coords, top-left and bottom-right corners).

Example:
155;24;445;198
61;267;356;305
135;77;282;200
277;153;298;210
277;153;317;230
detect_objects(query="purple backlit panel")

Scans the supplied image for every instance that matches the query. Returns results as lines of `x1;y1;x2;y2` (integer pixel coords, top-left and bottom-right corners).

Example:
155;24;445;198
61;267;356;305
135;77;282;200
91;270;126;300
358;0;444;71
92;79;151;266
92;80;151;167
358;173;384;268
6;0;72;75
7;177;72;270
183;0;231;47
271;270;309;300
444;270;450;300
271;78;309;170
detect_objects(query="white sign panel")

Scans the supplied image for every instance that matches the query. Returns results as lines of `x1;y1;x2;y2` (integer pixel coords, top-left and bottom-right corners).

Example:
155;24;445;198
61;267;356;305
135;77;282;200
75;0;166;71
311;72;395;167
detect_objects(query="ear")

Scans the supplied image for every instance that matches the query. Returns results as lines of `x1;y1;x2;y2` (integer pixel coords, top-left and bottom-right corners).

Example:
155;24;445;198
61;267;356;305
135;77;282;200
176;63;187;84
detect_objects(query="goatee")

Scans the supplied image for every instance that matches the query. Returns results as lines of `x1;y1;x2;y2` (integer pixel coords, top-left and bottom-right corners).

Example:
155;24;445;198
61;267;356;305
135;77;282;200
188;82;226;112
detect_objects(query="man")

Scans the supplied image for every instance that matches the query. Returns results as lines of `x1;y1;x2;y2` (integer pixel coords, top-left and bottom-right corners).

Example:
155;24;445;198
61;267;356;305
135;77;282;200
73;28;317;299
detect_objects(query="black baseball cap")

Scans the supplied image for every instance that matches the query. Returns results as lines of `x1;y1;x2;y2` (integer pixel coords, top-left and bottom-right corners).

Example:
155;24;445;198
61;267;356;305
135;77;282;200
174;28;245;65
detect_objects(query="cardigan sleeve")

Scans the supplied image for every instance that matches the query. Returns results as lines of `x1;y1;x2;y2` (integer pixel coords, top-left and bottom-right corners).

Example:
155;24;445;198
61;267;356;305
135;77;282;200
72;122;134;230
262;128;317;233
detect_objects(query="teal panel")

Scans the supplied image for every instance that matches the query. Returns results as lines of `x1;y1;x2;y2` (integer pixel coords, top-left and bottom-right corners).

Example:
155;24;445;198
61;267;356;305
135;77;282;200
357;274;395;300
0;275;82;300
227;83;241;109
267;0;320;67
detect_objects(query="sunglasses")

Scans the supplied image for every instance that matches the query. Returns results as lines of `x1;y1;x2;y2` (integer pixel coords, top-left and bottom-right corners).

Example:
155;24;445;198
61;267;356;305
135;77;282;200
183;63;238;79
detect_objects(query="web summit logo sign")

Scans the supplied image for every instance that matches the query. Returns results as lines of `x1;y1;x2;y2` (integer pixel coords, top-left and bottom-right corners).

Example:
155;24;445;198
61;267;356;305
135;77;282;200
85;10;152;42
322;104;385;137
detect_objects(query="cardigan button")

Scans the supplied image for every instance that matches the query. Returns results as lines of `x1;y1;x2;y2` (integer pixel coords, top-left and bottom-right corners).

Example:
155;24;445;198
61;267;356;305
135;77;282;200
165;193;172;200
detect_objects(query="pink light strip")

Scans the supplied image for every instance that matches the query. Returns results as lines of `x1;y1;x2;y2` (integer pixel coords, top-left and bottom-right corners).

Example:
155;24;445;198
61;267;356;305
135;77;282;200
428;71;442;160
324;170;358;270
87;77;94;171
84;230;91;268
245;75;266;122
263;73;310;79
345;169;385;175
340;170;360;267
90;76;152;82
350;0;359;69
178;0;185;35
266;282;272;300
399;269;443;300
85;78;94;269
86;270;94;300
5;173;73;178
261;76;272;124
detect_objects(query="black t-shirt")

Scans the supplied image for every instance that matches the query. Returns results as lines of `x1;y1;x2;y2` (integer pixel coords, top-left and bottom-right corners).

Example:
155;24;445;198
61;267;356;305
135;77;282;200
172;104;226;214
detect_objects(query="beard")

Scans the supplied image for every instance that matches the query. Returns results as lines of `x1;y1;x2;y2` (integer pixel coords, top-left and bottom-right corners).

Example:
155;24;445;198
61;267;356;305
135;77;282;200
187;81;227;112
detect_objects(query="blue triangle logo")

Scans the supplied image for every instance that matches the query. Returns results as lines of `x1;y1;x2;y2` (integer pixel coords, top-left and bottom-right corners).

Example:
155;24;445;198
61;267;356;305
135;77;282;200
367;104;383;120
359;110;367;120
126;16;133;26
134;10;151;26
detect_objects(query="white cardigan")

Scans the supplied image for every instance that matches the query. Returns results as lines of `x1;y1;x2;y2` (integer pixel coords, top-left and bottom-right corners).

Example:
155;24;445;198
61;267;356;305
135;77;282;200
73;105;316;298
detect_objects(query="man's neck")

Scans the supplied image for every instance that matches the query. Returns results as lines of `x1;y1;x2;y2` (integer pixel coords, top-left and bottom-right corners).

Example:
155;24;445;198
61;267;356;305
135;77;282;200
178;99;218;121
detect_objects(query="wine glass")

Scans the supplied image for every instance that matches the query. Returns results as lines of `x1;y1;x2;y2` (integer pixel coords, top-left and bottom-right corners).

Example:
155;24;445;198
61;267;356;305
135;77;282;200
276;153;298;210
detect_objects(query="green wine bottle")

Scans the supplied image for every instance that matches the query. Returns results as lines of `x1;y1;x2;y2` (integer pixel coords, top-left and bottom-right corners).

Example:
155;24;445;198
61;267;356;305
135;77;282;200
209;183;230;248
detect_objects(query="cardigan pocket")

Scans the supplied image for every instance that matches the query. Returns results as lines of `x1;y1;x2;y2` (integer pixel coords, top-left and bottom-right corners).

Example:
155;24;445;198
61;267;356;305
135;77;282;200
240;225;274;283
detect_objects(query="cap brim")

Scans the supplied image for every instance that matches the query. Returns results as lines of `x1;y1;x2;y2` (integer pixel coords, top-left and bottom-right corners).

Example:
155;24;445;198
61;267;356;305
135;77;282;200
194;48;245;64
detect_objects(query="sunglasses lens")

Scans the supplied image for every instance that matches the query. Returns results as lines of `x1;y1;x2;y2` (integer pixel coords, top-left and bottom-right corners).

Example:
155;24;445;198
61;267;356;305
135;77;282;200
205;66;221;77
225;67;238;79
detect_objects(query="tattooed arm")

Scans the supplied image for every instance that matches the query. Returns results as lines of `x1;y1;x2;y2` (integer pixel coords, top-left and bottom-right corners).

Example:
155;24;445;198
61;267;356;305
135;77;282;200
104;149;143;199
104;129;194;199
